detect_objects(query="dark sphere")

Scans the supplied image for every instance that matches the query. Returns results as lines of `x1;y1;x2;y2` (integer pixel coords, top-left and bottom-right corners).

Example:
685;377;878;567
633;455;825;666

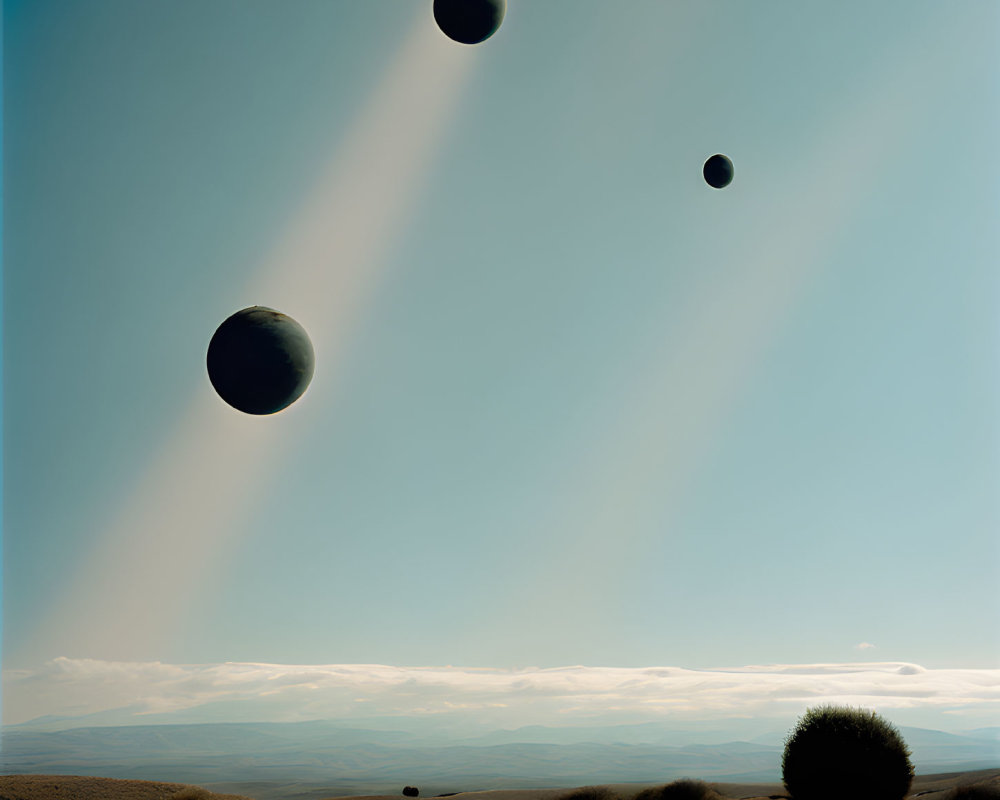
703;154;734;189
207;306;314;415
433;0;505;44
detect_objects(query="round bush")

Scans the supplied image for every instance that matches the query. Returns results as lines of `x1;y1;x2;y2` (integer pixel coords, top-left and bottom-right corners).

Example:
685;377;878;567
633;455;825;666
781;706;914;800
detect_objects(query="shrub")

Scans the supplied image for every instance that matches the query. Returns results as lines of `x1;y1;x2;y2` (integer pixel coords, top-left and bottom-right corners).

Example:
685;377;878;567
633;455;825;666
945;785;1000;800
634;780;722;800
559;787;617;800
403;787;420;797
168;790;213;800
781;705;913;800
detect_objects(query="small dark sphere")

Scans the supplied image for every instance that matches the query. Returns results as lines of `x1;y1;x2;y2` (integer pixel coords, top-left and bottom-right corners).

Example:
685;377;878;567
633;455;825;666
703;154;734;189
207;306;314;415
433;0;505;44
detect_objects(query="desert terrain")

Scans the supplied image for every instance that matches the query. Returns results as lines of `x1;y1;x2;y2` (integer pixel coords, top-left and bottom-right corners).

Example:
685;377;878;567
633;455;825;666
1;771;998;800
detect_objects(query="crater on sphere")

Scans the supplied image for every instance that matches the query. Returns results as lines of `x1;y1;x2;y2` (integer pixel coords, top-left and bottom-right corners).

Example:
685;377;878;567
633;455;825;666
206;306;315;415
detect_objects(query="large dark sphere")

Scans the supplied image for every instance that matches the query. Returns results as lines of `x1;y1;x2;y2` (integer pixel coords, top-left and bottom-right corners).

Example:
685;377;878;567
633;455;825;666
703;154;734;189
207;306;314;415
434;0;505;44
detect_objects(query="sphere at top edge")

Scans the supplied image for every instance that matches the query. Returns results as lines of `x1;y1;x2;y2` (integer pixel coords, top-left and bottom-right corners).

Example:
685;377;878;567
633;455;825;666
433;0;506;44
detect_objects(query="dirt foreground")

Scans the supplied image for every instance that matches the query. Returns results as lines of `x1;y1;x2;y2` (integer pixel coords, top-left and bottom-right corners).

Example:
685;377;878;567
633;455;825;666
1;771;997;800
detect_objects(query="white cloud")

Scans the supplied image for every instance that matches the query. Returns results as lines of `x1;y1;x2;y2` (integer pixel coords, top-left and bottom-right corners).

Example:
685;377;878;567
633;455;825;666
855;642;877;651
4;659;999;728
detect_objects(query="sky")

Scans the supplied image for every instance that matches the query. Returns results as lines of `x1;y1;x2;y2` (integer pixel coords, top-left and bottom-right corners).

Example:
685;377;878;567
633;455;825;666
2;0;999;732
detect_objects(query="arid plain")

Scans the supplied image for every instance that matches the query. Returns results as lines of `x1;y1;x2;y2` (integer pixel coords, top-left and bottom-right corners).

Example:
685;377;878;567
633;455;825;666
2;771;999;800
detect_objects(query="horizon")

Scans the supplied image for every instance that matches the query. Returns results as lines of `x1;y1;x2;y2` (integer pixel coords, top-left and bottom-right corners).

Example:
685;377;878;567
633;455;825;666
4;659;998;735
3;0;998;764
2;689;998;798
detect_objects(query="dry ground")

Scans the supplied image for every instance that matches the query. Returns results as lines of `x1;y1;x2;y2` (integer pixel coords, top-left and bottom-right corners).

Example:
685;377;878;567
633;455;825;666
1;771;997;800
323;771;1000;800
0;774;252;800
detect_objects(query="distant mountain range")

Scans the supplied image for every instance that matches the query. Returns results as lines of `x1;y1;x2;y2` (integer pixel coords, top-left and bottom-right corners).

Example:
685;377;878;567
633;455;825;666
1;719;997;797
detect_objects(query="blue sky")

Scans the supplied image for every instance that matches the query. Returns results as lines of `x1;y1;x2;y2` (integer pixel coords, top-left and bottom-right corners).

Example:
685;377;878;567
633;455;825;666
3;1;999;728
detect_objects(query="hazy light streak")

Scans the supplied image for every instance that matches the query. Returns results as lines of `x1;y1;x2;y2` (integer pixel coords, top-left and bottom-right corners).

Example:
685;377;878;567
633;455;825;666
243;20;478;383
23;17;478;665
5;659;998;727
508;5;975;620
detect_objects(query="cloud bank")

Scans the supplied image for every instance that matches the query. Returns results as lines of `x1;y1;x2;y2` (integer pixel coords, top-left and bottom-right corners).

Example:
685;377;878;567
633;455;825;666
5;660;998;729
